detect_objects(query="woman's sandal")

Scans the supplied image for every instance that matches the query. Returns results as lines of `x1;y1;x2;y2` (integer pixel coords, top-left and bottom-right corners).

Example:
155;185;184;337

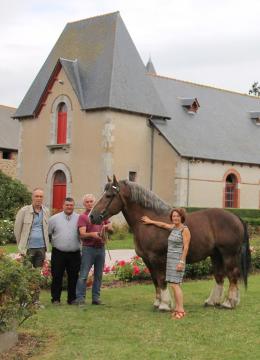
172;310;186;320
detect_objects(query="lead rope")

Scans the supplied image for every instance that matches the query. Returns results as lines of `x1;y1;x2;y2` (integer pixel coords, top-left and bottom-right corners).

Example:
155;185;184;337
101;226;112;261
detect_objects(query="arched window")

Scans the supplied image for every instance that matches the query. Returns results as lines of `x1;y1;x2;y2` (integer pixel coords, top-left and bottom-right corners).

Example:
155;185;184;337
57;103;67;144
225;173;238;208
52;170;67;212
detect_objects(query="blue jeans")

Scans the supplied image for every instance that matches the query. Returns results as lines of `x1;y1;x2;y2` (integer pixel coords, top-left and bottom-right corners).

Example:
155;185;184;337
76;246;105;302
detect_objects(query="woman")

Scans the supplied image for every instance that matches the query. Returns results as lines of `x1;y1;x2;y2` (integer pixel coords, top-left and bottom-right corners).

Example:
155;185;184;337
141;208;191;319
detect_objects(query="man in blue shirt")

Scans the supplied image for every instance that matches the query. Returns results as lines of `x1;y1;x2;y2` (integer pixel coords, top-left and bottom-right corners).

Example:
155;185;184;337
14;188;49;267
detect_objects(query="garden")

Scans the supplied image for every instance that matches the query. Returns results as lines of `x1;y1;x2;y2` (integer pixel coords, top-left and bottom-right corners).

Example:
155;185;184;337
1;170;260;359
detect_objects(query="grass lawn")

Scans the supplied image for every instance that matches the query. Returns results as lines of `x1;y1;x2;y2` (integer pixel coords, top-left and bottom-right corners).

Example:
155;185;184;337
0;234;135;254
17;274;260;360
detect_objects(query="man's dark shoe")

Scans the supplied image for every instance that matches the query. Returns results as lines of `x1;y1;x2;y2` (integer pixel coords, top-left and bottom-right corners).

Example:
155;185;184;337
71;299;86;306
92;300;105;305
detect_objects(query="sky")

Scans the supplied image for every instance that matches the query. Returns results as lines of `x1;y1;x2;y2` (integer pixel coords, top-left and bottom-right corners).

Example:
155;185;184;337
1;0;260;108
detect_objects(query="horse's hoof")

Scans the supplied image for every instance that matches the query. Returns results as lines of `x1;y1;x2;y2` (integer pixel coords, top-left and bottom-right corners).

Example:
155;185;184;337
204;301;214;307
220;300;234;309
158;304;171;312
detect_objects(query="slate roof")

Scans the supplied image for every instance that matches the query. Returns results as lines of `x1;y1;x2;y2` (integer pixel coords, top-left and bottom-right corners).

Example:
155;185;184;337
146;58;156;74
150;75;260;165
0;105;19;150
14;12;169;119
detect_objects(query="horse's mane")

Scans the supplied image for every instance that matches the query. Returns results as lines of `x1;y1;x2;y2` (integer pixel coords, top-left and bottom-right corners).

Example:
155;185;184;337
120;180;172;215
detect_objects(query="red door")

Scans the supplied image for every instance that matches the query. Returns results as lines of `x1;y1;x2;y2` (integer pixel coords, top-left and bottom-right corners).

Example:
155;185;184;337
52;171;66;213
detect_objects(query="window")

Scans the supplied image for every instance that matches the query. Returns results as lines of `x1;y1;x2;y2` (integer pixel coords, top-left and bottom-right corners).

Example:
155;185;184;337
180;98;200;114
249;111;260;126
129;171;137;182
57;103;67;144
2;151;12;159
225;174;238;208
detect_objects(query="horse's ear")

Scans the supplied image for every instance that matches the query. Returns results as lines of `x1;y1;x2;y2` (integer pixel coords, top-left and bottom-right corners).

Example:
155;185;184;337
113;174;119;185
107;175;112;183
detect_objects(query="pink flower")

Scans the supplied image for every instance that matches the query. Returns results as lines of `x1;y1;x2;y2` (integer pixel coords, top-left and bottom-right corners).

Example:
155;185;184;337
103;265;111;274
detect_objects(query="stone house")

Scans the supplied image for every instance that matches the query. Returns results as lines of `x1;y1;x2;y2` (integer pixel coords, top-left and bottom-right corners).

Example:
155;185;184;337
0;105;18;178
13;12;260;211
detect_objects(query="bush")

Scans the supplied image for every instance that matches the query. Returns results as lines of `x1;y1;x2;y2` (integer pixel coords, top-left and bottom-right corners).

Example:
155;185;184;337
113;256;151;281
0;170;31;221
0;219;15;245
185;258;212;279
111;223;130;240
251;246;260;270
0;251;41;333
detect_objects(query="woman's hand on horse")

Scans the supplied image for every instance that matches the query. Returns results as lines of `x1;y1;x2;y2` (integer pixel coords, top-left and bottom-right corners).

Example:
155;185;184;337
141;216;152;224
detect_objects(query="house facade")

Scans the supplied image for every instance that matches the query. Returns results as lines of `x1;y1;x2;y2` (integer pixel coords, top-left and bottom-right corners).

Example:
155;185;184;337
14;12;260;212
0;105;18;178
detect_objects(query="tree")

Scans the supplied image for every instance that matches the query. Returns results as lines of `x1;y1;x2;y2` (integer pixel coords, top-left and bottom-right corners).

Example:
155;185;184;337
0;170;31;220
249;81;260;96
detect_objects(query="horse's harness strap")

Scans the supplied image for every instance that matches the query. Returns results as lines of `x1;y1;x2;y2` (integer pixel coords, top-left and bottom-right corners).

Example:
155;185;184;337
100;184;126;219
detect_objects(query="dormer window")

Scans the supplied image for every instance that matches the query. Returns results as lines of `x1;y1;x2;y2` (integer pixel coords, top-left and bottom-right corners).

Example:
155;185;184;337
249;111;260;126
180;97;200;114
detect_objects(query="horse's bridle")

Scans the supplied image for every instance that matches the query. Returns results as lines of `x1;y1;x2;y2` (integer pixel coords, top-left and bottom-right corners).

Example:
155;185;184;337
99;184;125;220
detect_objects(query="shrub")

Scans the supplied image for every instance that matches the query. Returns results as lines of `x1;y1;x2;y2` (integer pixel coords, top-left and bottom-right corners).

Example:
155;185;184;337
251;246;260;270
0;219;15;245
113;256;151;281
0;170;31;221
0;251;41;333
185;258;212;279
111;223;130;240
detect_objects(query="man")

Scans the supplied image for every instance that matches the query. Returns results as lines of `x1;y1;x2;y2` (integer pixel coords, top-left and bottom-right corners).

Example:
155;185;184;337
14;188;49;267
48;197;81;305
74;194;112;305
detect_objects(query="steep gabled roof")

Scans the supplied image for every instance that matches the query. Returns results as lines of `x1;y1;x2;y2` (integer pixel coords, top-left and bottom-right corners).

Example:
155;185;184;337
14;12;169;119
0;105;19;150
146;57;156;75
150;75;260;165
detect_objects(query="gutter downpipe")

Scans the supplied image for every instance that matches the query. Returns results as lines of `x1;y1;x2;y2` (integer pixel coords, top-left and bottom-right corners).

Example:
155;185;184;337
149;117;154;191
187;158;190;207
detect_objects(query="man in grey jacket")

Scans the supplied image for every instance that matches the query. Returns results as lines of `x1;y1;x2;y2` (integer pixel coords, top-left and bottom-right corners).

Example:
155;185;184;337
48;197;81;305
14;188;49;267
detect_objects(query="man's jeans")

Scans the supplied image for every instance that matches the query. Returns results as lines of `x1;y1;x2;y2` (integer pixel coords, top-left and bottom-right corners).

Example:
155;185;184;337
76;246;105;302
27;248;46;268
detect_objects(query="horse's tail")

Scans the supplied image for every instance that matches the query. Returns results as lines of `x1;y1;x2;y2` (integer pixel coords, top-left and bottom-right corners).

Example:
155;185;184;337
238;217;251;289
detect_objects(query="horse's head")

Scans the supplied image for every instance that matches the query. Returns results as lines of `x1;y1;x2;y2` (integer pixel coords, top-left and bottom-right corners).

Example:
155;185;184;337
89;175;125;224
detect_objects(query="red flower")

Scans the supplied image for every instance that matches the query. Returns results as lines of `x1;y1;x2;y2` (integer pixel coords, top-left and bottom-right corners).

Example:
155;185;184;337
144;267;150;274
133;265;140;275
118;260;126;266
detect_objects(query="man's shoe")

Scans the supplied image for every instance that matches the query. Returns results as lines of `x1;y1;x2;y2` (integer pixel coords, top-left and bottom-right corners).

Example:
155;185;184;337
71;299;86;306
92;300;104;305
52;301;61;306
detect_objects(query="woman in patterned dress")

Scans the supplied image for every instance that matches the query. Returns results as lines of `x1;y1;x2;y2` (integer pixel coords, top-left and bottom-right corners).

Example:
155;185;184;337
141;208;191;319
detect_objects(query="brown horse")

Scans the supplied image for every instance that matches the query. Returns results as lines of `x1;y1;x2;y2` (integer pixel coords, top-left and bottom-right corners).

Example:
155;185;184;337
90;176;251;310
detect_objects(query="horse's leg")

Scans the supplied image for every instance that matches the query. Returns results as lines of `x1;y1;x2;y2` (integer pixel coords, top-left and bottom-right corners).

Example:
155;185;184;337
221;255;240;309
151;272;161;308
157;273;172;311
205;254;225;307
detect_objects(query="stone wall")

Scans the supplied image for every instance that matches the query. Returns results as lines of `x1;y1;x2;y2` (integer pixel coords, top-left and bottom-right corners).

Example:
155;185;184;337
0;153;17;178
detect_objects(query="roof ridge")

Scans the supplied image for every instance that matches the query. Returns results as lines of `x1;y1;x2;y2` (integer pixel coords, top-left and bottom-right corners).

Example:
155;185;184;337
108;13;120;107
0;104;16;109
67;11;119;25
148;73;260;100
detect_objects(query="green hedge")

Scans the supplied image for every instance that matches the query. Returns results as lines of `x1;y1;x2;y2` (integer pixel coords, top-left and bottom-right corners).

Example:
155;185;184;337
0;170;31;220
185;207;260;226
